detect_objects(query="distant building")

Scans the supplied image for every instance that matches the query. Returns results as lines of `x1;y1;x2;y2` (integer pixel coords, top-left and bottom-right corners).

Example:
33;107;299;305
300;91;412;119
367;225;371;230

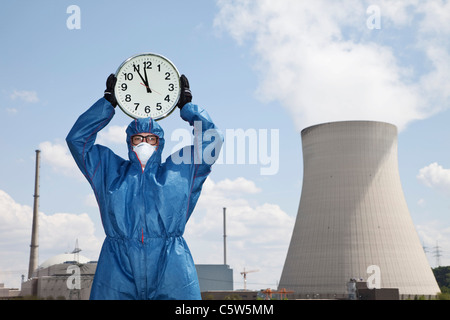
196;264;233;292
0;283;20;299
21;253;96;300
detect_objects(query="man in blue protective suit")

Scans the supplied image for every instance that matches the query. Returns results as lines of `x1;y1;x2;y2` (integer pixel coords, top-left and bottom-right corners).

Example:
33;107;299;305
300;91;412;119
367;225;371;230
66;74;223;300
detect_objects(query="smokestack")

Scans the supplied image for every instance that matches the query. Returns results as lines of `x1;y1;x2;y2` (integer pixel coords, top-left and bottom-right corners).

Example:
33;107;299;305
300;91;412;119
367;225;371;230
223;207;227;265
27;150;40;279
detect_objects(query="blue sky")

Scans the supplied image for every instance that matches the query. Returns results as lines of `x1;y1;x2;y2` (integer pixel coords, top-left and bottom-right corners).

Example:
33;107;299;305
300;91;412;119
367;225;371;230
1;0;450;291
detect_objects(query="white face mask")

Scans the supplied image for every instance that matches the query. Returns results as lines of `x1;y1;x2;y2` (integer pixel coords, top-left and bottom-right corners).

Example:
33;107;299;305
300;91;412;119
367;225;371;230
132;142;156;166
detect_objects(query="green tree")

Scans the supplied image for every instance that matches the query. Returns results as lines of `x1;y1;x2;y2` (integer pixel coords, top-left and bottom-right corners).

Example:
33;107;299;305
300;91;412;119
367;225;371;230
432;266;450;289
432;266;450;299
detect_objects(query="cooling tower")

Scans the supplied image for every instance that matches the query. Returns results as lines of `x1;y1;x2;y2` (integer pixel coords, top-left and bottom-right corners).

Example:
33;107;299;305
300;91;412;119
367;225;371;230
278;121;440;299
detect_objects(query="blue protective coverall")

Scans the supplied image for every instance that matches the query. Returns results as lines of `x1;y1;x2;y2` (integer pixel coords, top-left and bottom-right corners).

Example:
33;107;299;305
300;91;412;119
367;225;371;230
66;98;223;300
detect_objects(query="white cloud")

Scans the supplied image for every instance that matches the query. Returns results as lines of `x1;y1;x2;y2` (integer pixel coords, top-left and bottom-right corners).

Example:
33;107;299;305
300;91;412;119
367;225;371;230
377;0;419;27
417;162;450;193
418;0;450;35
97;125;127;145
39;212;101;259
185;177;294;290
10;90;39;103
84;193;98;208
38;141;81;178
419;46;450;105
0;189;102;289
39;129;129;178
214;0;450;132
215;177;262;195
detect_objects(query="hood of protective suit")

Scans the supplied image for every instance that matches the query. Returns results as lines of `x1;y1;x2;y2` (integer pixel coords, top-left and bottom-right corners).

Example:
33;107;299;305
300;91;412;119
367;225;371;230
126;117;165;167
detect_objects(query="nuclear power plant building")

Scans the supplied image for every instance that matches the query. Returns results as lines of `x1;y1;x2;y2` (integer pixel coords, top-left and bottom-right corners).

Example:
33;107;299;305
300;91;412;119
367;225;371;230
278;121;441;299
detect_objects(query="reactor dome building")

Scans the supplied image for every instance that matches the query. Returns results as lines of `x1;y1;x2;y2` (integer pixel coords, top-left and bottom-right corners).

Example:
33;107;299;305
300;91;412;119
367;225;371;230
278;121;440;299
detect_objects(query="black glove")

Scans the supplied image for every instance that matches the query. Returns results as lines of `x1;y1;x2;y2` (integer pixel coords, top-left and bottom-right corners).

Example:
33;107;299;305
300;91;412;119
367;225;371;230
104;74;118;107
177;74;192;109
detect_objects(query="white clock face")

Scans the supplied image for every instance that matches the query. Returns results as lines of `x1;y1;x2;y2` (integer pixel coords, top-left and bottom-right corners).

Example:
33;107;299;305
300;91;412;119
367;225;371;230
114;53;181;120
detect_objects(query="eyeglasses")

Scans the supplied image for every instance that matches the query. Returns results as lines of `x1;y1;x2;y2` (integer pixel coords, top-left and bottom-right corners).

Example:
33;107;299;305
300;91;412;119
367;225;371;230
132;135;159;145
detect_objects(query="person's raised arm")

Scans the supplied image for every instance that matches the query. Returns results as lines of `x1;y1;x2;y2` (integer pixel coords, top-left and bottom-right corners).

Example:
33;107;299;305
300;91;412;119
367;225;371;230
177;75;223;173
66;74;118;180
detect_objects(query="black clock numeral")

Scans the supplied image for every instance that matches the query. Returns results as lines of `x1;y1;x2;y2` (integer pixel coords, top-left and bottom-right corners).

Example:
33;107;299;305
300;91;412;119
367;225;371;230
134;103;140;111
121;83;127;91
125;94;131;102
168;83;174;91
165;72;171;80
156;103;162;111
123;72;133;81
164;95;170;102
145;106;151;113
133;64;140;72
157;64;161;72
143;61;152;69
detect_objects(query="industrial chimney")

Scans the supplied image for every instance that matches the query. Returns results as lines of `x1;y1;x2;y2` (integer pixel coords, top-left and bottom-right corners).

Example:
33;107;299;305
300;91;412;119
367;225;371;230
278;121;440;299
27;150;40;279
223;207;227;265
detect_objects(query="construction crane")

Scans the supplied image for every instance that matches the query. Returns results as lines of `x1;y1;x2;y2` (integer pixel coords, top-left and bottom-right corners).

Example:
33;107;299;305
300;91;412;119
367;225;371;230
240;268;259;290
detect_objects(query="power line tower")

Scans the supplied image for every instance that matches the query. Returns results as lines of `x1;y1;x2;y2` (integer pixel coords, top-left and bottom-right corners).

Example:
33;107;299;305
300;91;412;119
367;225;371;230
72;239;82;264
432;241;442;267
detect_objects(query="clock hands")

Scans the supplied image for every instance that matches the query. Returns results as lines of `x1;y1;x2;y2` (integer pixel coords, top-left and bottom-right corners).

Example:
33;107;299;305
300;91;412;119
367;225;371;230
140;82;150;90
133;63;152;93
143;66;151;93
140;83;162;95
132;62;163;95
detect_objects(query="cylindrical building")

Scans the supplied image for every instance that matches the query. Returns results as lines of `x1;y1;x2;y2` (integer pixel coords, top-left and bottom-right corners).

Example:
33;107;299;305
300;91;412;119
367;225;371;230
278;121;440;299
